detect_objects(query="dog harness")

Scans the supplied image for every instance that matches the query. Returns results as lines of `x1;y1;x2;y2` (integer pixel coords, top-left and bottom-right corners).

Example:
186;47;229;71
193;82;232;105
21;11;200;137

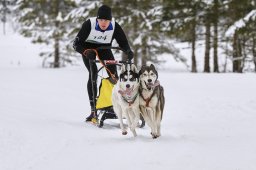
139;81;160;107
118;87;139;106
122;93;139;106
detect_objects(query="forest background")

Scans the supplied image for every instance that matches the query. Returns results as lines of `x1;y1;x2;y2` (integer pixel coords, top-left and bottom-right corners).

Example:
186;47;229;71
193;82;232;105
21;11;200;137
1;0;256;73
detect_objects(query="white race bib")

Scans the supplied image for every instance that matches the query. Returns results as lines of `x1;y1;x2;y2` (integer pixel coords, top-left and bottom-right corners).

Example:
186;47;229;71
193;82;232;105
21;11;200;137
86;17;115;44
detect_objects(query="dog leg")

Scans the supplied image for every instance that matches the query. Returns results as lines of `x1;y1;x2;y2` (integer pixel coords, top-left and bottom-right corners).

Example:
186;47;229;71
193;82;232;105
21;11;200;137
120;117;127;135
112;92;127;135
131;108;140;130
120;109;128;135
155;111;162;138
157;122;161;137
156;107;162;137
126;109;137;137
151;109;159;139
140;106;155;137
114;104;127;135
153;117;161;138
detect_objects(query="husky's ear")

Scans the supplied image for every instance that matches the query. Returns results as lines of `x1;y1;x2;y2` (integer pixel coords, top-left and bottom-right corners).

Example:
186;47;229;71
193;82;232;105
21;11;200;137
121;64;126;73
150;64;156;70
131;64;138;73
139;65;146;76
150;64;158;79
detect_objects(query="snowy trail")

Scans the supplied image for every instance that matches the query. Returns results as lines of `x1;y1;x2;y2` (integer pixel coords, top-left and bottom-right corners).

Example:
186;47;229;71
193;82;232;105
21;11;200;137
1;66;256;170
1;33;256;170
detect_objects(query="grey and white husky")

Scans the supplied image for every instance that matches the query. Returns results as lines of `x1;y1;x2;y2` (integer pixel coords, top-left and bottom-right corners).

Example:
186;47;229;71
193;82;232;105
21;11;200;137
112;64;141;137
139;64;165;139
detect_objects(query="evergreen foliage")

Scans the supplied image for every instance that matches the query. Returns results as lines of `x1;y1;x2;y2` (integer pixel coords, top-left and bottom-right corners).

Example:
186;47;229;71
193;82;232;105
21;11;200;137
16;0;76;68
10;0;256;72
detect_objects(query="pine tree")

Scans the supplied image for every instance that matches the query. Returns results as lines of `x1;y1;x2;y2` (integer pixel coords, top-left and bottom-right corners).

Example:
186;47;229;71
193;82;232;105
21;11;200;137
104;0;161;65
224;0;256;72
15;0;76;68
67;1;187;68
162;0;208;72
66;1;107;64
0;0;12;35
66;0;99;36
203;7;211;73
212;0;219;73
100;0;186;67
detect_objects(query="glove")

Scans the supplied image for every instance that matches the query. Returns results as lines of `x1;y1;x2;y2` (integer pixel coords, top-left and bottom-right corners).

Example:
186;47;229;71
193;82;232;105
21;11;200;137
126;50;134;60
84;49;96;60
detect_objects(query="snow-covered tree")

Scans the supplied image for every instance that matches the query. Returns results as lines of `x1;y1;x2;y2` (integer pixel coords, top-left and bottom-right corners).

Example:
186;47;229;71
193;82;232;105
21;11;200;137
0;0;13;35
224;0;256;72
106;0;186;67
66;0;187;68
162;0;209;72
15;0;76;68
66;1;99;36
64;1;99;60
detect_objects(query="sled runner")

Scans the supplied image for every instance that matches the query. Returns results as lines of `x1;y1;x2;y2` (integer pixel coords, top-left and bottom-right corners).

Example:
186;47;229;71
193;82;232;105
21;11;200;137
84;47;145;128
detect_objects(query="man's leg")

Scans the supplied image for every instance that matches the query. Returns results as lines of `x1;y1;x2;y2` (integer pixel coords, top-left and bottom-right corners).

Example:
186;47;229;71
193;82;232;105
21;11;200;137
82;56;98;121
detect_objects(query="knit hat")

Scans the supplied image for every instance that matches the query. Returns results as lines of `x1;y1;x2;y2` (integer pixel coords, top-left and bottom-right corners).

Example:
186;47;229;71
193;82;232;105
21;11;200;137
97;5;112;20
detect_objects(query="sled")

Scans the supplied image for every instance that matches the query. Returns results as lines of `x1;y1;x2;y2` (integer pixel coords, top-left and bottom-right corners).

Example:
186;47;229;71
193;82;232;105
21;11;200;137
85;47;145;128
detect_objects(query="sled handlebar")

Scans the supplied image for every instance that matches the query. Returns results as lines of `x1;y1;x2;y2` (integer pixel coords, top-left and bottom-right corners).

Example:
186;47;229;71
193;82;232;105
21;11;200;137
92;59;132;65
88;46;132;65
96;46;126;53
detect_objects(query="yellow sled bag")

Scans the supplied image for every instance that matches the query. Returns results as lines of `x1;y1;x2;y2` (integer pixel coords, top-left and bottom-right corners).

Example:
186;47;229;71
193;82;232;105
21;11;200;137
96;78;114;110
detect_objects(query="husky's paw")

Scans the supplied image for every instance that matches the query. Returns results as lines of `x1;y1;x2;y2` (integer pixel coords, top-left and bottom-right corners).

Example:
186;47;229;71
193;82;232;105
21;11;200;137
151;132;159;139
122;131;128;135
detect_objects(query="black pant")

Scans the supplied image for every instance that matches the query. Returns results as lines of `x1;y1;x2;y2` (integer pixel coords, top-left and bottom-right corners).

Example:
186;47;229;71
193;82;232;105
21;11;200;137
82;49;117;111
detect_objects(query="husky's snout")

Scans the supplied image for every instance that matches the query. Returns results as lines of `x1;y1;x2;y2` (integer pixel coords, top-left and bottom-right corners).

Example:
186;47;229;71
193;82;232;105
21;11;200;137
126;84;130;89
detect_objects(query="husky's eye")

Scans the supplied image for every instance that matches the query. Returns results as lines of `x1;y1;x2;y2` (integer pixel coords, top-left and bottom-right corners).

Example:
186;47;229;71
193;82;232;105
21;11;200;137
150;73;154;76
130;77;135;81
123;75;128;81
120;78;128;82
143;73;147;76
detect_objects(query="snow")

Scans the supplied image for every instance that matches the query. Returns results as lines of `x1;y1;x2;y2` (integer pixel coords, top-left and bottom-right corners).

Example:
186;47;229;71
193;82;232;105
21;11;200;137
225;9;256;37
1;24;256;170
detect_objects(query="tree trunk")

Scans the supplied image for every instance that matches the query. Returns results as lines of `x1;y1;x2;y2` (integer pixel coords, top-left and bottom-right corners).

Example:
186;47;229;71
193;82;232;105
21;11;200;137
133;10;138;67
191;19;197;73
2;0;7;35
54;35;60;68
204;17;211;73
53;0;60;68
134;46;138;66
237;36;243;73
232;32;238;72
253;37;256;72
240;37;247;72
141;37;147;66
3;21;6;35
213;0;219;73
232;32;242;72
223;39;228;73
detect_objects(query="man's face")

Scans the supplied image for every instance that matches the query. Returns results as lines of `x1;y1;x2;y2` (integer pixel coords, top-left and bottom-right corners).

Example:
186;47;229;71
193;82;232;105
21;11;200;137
97;19;111;30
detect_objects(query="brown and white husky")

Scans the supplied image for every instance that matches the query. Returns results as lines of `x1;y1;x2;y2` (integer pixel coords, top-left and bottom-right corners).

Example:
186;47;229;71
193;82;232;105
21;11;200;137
139;64;165;139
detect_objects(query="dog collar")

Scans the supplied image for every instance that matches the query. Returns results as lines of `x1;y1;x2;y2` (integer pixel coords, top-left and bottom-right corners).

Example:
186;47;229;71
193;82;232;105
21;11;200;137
121;93;139;106
143;80;160;91
139;85;160;107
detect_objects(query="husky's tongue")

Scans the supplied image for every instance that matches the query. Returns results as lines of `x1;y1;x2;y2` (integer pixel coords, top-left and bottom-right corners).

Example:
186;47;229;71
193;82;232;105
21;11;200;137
146;80;160;90
118;85;134;96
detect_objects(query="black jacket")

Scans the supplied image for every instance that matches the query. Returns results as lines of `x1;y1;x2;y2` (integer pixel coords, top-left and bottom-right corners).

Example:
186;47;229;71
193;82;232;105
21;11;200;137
73;19;132;56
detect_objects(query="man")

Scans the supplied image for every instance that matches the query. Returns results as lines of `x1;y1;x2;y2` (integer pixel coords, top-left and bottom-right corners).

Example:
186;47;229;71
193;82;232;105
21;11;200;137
73;4;134;122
